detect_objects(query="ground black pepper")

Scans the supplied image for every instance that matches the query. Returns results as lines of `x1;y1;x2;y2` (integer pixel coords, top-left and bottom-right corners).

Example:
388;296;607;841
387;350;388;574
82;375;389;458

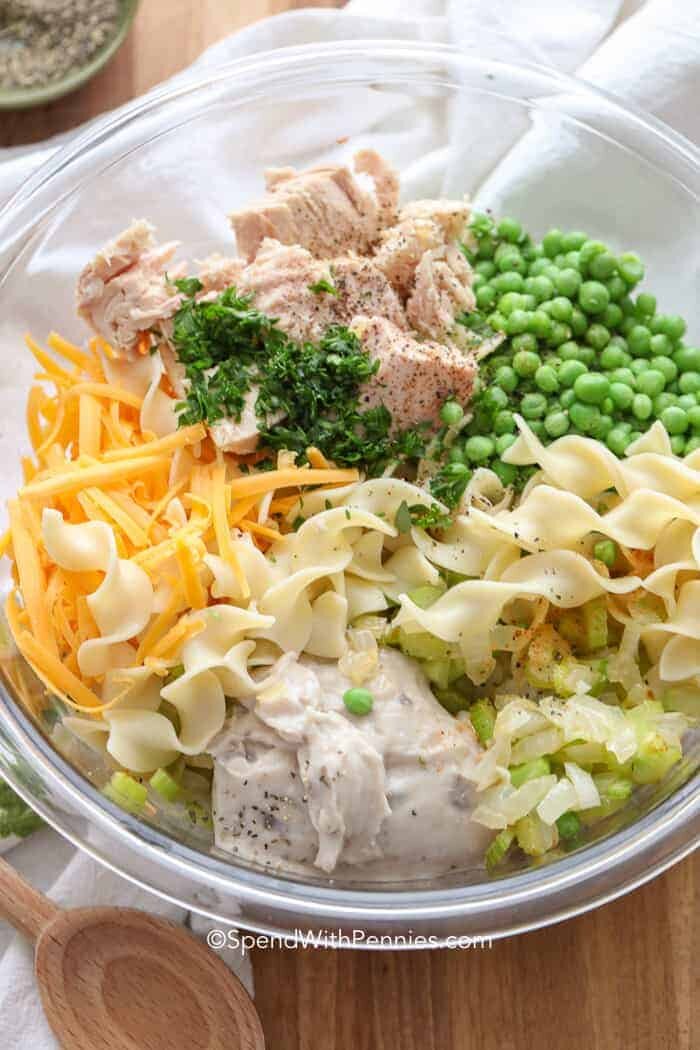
0;0;120;90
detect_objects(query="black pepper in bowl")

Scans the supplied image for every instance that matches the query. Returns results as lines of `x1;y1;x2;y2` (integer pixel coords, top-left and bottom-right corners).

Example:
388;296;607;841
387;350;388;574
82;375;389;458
0;0;121;90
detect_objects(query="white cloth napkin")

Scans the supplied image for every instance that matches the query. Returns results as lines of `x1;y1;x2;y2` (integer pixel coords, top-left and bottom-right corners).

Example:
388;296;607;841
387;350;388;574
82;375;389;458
0;1;698;1046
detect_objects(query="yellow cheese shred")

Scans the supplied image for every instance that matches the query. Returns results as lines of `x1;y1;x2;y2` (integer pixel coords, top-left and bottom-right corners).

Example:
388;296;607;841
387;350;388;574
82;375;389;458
212;464;249;599
228;466;358;501
175;535;207;610
7;500;57;657
20;454;170;501
78;392;102;458
101;423;206;462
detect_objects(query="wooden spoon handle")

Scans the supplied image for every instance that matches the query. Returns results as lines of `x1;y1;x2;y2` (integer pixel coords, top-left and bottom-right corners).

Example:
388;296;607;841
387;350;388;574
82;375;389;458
0;855;60;942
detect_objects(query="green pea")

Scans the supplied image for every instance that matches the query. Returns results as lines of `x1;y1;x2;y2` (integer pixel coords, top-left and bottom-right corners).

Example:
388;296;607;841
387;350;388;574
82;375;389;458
606;275;628;302
483;387;509;414
670;435;687;455
476;284;497;309
559;360;588;387
547;297;574;323
635;292;657;318
511;333;539;354
544;411;569;437
498;291;523;315
628;325;652;356
495;433;517;456
609;382;634;410
492;272;525;293
661;406;689;434
494;365;518;393
677;394;696;412
506;309;531;335
528;258;552;277
564;250;582;270
554;268;581;298
579;240;607;270
674;346;700;372
579;280;610;315
591;414;613;440
685;436;700;455
650;333;673;356
601;396;614;416
599;343;627;370
448;444;466;464
652;314;686;341
601;303;623;330
621;316;638;336
620;295;637;316
477;236;497;260
574;372;610;405
560;388;576;409
679;372;700;395
542;229;564;258
343;687;374;715
688;405;700;429
529;421;547;440
611;367;636;388
472;273;485;289
632;393;653;421
561;231;588;252
513;350;541;377
618;252;645;286
654;392;678;416
535;365;559;393
491;460;518;485
606;427;632;456
520;392;548;419
636;370;666;398
497;217;523;243
487;311;508;332
440;400;465;425
586;324;611;351
593;539;618;567
524;275;554;302
588;252;618;280
494;410;516;435
465;435;495;462
631;358;649;377
527;310;552;338
497;249;527;274
569;401;600;433
650;356;677;383
558;340;583;361
475;260;497;279
547;322;572;348
570;307;588;337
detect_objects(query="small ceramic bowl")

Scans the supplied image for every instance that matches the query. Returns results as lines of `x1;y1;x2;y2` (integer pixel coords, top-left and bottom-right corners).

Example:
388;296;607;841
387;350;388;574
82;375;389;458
0;0;139;110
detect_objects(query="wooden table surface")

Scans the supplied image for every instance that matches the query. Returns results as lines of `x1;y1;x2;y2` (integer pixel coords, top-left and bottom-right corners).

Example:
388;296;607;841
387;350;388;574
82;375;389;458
2;2;698;1047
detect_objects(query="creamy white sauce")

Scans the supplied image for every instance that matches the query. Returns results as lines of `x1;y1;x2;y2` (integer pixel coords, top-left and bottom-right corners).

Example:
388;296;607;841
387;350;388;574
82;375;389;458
209;649;489;878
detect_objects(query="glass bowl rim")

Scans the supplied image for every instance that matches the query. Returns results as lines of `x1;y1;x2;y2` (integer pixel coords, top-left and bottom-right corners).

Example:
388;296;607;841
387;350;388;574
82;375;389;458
0;39;698;939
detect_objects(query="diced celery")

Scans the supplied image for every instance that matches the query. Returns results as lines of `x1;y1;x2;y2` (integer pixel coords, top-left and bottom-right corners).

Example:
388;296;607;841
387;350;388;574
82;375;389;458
578;795;628;826
485;828;515;870
150;767;181;802
525;625;571;690
396;628;455;663
556;740;609;768
593;773;633;800
443;569;471;588
423;657;464;691
552;657;607;698
103;772;147;814
558;611;586;651
407;584;446;609
510;756;551;788
515;812;558;856
470;699;496;744
662;686;700;719
581;596;609;652
631;733;682;785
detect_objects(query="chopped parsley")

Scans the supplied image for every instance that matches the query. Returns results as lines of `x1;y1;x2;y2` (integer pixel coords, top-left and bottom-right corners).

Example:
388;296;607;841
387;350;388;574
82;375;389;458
429;462;472;509
395;500;452;533
308;277;338;297
171;284;426;476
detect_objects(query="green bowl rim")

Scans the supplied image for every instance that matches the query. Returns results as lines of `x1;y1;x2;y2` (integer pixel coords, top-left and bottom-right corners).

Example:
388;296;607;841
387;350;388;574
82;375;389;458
0;0;140;111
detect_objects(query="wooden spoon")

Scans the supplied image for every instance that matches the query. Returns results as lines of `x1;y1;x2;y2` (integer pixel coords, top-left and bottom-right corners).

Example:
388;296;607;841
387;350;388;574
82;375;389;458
0;856;265;1050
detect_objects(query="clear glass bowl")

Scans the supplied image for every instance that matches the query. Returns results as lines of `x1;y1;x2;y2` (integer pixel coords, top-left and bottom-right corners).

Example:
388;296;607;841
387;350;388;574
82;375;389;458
0;42;698;944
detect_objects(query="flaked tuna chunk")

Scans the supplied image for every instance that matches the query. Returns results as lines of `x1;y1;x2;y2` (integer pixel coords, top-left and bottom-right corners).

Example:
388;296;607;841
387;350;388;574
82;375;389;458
354;149;399;228
236;238;406;344
373;198;471;299
229;151;399;262
406;243;476;341
351;315;476;430
76;220;183;354
196;253;246;297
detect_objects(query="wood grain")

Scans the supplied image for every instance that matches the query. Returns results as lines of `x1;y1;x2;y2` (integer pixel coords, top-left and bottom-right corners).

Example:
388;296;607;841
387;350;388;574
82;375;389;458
1;3;698;1048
